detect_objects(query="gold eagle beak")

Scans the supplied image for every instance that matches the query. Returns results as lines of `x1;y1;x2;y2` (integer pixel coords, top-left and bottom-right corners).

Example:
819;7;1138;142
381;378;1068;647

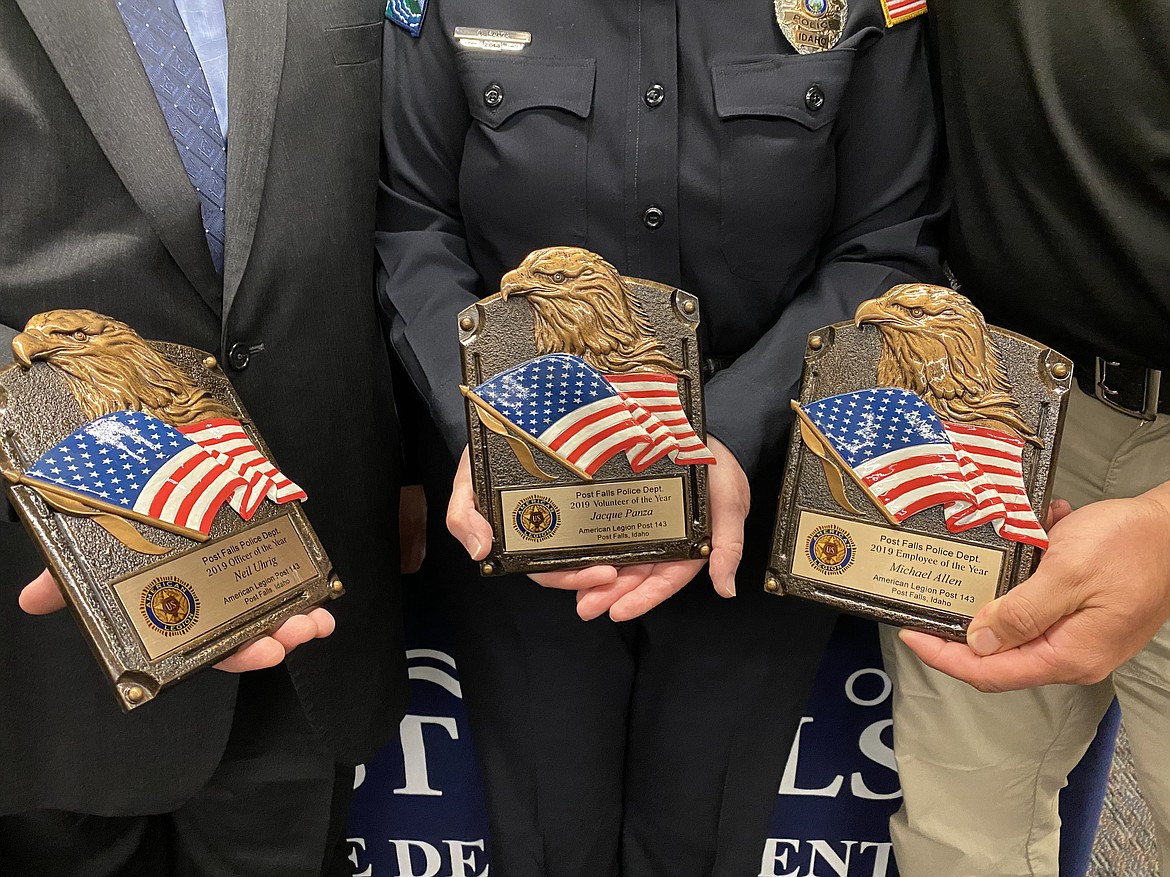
498;268;530;301
11;332;36;368
854;299;894;328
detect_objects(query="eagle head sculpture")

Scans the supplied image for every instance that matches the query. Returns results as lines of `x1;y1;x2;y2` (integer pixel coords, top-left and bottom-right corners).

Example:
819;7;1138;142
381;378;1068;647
12;309;234;426
498;247;679;374
854;284;1038;444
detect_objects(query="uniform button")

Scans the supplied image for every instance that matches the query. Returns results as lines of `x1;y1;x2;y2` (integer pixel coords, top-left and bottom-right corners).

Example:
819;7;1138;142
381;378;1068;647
644;82;666;108
483;82;504;109
642;206;664;230
805;83;825;113
227;343;251;371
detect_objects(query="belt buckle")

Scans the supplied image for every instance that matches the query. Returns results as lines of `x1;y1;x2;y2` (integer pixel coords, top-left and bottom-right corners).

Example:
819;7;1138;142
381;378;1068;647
1094;357;1163;421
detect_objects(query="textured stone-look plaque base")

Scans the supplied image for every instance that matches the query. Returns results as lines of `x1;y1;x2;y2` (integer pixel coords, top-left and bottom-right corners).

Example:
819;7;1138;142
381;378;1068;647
768;285;1071;641
0;326;339;711
460;248;713;576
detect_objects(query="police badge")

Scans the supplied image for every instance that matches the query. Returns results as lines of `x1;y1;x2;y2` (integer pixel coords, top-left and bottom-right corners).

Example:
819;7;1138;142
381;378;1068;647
459;247;715;576
767;284;1071;639
775;0;847;54
0;311;340;710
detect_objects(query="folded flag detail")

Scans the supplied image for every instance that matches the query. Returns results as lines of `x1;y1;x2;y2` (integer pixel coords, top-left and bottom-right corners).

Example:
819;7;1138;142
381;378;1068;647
178;418;306;519
24;410;305;537
472;353;714;478
799;387;1046;548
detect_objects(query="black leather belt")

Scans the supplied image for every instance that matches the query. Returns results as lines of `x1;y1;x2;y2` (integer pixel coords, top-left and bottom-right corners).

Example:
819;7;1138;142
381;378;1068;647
1074;356;1168;420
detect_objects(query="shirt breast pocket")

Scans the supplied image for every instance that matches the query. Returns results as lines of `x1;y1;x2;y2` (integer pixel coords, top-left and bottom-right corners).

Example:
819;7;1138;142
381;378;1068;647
712;51;855;282
456;54;596;252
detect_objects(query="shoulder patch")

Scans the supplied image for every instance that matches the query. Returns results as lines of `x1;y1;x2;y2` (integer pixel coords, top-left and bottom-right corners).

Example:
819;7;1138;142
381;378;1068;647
880;0;926;26
386;0;428;37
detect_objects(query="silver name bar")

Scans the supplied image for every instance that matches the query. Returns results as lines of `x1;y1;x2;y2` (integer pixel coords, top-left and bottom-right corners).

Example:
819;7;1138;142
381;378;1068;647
453;26;532;52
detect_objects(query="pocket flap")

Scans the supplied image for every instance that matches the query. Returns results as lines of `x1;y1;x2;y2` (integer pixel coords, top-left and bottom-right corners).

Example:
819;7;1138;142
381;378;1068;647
712;52;855;130
457;54;596;128
325;21;383;66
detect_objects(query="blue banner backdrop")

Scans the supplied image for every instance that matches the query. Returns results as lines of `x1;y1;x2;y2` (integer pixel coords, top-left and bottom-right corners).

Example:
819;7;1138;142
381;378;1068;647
346;607;1118;877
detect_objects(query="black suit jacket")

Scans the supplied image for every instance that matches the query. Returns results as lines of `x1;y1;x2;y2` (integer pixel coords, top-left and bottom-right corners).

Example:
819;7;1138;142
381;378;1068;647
0;0;404;815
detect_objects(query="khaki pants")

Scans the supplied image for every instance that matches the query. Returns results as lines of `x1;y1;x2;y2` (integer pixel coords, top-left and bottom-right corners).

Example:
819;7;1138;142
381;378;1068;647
881;387;1170;877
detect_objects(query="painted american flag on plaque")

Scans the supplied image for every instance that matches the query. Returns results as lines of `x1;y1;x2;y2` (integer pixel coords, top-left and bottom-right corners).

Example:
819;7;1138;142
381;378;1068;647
24;410;249;537
800;387;1047;548
471;353;714;477
23;410;306;537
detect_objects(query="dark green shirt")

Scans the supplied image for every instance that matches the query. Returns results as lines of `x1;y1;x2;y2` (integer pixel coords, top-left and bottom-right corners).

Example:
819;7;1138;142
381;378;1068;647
932;2;1170;370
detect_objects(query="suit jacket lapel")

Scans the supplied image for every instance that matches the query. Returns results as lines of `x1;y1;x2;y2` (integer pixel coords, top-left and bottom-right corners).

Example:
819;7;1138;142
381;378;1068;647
221;0;289;320
15;0;224;317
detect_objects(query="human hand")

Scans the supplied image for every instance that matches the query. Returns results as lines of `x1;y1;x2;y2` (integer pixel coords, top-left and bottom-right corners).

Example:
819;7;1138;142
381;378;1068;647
19;568;335;672
445;447;620;591
573;436;751;622
901;487;1170;691
400;484;427;574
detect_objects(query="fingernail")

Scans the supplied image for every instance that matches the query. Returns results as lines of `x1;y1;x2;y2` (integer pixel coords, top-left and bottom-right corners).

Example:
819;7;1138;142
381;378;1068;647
464;536;483;558
721;580;736;598
968;626;1001;656
577;602;603;622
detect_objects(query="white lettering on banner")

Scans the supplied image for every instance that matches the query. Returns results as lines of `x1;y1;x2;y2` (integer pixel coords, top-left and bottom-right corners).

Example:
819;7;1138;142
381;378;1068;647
390;840;442;877
446;840;489;877
761;838;801;877
844;670;891;707
395;715;460;796
407;649;463;697
851;721;898;801
780;718;844;798
759;840;894;877
347;837;373;877
778;667;900;801
386;840;492;877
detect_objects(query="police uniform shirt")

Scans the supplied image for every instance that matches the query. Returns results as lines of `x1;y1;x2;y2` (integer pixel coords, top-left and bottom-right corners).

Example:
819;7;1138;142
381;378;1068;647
931;2;1170;371
377;0;946;480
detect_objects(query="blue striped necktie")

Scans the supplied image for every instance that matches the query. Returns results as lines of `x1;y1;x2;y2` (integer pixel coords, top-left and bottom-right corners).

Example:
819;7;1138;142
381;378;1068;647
116;0;227;277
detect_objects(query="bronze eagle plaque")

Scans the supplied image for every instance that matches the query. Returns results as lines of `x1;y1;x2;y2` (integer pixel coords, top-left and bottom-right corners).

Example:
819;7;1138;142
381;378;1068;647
0;310;341;710
459;247;714;575
767;284;1071;640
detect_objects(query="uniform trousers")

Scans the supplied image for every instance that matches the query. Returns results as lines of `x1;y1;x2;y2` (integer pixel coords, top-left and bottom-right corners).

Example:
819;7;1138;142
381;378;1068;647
0;667;354;877
880;386;1170;876
428;499;838;877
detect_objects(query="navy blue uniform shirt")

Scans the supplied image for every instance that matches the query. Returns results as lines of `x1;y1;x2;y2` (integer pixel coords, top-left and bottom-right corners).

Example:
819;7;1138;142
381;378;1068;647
377;0;946;480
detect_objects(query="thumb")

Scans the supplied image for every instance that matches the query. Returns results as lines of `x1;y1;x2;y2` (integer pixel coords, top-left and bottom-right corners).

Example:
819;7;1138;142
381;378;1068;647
1045;499;1072;529
965;564;1078;655
445;448;493;561
19;568;66;615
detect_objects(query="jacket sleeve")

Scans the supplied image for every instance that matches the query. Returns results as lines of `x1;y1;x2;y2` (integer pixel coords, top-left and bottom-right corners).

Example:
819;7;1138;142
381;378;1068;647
374;19;483;459
703;20;949;482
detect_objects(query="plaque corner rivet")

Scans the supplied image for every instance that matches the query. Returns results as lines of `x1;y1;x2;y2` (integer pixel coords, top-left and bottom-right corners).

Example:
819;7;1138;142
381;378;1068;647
808;335;824;351
481;562;495;575
459;317;475;332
